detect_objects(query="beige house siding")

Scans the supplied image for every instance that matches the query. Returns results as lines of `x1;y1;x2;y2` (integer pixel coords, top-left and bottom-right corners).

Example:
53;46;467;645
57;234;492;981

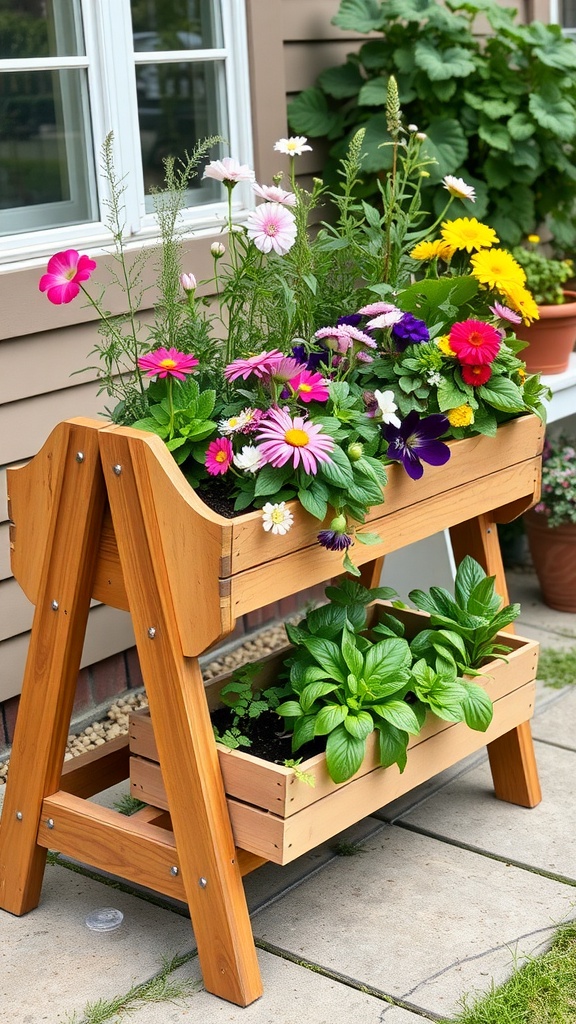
0;0;553;711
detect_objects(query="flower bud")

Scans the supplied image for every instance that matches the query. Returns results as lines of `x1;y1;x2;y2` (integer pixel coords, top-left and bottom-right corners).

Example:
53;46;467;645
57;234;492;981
180;272;196;293
416;132;427;141
211;241;226;257
347;442;364;462
329;514;348;534
408;123;419;132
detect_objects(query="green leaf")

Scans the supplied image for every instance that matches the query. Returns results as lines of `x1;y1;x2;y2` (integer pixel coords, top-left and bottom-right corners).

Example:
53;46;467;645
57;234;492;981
292;714;317;751
314;703;349;736
300;680;340;713
276;700;304;719
507;113;535;142
377;722;409;773
454;555;487;608
358;78;388;107
318;445;355;488
414;41;477;81
373;700;421;734
287;88;342;138
342;627;364;677
460;684;494;731
357;114;394;173
364;637;412;685
420;119;468;183
301;636;348;683
318;62;365;99
477;375;526;413
343;550;361;576
298;482;328;521
333;0;385;33
344;710;374;740
529;89;576;139
325;724;366;783
467;577;501;617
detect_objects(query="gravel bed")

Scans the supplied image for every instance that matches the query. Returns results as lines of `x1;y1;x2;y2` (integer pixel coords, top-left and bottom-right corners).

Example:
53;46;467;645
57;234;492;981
0;619;294;786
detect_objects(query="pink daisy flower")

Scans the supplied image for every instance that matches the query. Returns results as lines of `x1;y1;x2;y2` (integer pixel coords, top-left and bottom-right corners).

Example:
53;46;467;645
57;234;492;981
205;437;233;476
315;324;376;354
253;183;297;207
39;249;97;305
246;202;297;255
489;301;522;325
256;407;334;474
357;301;400;316
289;369;330;403
461;364;492;386
137;347;199;380
202;157;254;184
224;349;284;382
448;319;501;366
270;356;302;381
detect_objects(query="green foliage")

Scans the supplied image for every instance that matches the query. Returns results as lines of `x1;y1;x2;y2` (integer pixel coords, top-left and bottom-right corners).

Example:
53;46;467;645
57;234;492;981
277;560;504;783
214;662;289;751
511;246;574;306
532;434;576;527
288;0;576;248
537;646;576;689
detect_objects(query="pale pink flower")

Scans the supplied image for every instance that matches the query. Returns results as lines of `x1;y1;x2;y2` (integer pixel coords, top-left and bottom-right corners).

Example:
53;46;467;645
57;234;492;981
315;324;376;354
367;310;405;329
205;437;233;476
180;272;196;293
246;202;297;255
211;241;226;257
203;157;255;185
224;349;284;382
274;137;312;157
256;407;334;474
39;249;97;304
137;347;199;381
357;301;400;316
253;182;297;207
489;301;522;325
271;356;301;381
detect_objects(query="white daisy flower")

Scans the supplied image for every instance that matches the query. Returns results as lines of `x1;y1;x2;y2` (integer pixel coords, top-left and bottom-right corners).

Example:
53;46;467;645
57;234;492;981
261;501;294;536
219;410;251;434
374;389;401;427
233;446;264;473
274;136;312;157
442;175;476;202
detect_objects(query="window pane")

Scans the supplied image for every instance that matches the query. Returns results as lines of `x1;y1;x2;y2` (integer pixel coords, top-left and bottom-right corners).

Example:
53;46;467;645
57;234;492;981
561;1;576;27
0;69;96;236
0;0;85;59
137;60;227;210
131;0;223;51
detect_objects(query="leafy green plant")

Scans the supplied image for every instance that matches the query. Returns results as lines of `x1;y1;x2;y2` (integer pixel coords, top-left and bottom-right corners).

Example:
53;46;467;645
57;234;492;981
408;554;520;670
288;0;576;248
511;242;574;306
214;662;289;751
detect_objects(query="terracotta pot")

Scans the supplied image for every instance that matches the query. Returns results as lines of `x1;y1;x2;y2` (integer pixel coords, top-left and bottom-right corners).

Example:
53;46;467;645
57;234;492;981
524;508;576;612
515;290;576;374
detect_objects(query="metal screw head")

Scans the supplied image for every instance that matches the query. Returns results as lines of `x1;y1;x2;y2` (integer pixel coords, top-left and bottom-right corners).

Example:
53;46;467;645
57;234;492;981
15;811;23;821
147;627;156;639
113;464;122;476
170;866;179;876
51;600;59;611
198;877;208;888
46;818;55;829
75;452;85;463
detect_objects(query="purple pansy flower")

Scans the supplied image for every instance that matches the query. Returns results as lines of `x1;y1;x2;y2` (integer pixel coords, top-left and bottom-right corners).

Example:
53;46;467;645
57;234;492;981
383;411;451;480
291;343;331;372
337;313;364;328
391;313;430;351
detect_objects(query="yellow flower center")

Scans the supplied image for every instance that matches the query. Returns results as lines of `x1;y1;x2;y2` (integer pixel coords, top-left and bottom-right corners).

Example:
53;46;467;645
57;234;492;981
159;358;177;370
215;450;228;463
298;383;313;393
228;417;239;427
271;508;286;524
284;428;309;447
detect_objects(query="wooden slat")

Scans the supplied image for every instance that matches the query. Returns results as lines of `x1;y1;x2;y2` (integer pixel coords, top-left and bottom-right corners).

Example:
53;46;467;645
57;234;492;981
228;681;537;865
98;427;263;1007
59;734;130;798
0;420;107;915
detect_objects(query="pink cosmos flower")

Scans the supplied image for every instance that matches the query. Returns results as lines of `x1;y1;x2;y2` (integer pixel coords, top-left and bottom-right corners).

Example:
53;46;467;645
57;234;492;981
224;349;284;382
137;347;199;380
289;369;330;403
253;182;297;207
489;301;522;325
449;320;501;365
202;157;255;184
205;437;233;476
246;202;297;255
180;273;196;293
256;407;334;474
39;249;97;305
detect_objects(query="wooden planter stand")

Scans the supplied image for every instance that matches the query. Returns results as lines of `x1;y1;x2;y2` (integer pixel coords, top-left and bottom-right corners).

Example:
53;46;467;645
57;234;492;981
0;414;544;1007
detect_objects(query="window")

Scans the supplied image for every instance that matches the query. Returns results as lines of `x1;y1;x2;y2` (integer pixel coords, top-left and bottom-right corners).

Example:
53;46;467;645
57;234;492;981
0;0;253;263
550;0;576;38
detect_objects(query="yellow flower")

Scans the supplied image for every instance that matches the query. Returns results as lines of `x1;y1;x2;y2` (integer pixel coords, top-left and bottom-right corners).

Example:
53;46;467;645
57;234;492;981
527;234;541;245
440;217;499;253
499;282;540;324
436;334;456;356
410;239;455;261
517;367;526;383
470;248;526;291
447;404;475;427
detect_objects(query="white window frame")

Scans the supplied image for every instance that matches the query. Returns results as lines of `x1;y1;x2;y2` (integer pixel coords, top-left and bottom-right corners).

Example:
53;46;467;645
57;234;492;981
550;0;576;38
0;0;254;269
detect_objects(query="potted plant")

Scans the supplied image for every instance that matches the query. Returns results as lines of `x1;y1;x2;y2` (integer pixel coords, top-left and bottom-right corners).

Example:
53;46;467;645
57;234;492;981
524;433;576;612
511;237;576;375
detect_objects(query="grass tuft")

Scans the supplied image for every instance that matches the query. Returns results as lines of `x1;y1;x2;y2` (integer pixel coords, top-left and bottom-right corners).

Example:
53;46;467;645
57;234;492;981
538;647;576;690
64;952;198;1024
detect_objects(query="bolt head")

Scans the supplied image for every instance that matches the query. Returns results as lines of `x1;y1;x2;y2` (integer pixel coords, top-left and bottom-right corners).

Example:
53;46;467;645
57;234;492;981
75;452;85;463
51;600;59;611
170;866;179;876
113;464;122;476
16;811;23;820
199;877;208;888
147;627;156;639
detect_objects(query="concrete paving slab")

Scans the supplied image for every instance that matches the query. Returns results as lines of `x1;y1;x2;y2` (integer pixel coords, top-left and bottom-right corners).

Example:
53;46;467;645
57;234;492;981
532;685;576;746
251;823;574;1020
120;954;392;1024
3;861;194;1024
395;740;576;881
507;570;576;643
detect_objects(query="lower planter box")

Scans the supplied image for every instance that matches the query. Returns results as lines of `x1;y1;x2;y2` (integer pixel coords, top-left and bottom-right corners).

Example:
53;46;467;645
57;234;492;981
129;604;539;865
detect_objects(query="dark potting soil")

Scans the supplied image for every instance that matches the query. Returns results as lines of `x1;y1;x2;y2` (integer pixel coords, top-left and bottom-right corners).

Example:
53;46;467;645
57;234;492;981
197;481;254;519
211;706;325;764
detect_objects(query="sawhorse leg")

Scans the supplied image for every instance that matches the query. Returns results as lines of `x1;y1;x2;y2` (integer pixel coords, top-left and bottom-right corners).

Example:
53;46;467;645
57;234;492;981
450;513;542;808
99;428;262;1006
0;421;107;913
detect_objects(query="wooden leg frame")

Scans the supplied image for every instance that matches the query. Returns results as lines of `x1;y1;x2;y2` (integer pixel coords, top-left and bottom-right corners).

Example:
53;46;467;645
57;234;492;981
0;421;541;1007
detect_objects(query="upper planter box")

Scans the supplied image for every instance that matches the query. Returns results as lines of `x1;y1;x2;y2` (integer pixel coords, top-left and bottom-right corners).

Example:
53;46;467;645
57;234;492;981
8;414;544;657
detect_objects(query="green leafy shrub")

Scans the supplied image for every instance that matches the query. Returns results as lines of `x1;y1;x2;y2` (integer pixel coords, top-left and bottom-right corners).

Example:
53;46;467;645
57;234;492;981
511;242;574;306
288;0;576;249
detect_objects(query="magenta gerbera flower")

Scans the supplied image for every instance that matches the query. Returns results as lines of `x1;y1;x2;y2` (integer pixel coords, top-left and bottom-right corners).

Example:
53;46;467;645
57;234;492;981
39;249;97;305
256;407;334;474
289;369;330;404
449;319;501;366
137;347;199;380
205;437;233;476
224;349;284;382
246;202;297;255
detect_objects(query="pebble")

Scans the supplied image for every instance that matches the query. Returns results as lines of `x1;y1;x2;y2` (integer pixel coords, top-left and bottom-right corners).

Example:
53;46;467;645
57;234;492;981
0;617;298;786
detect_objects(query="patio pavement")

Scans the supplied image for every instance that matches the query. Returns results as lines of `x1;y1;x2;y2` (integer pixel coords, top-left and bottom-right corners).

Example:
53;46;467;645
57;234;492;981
2;567;576;1024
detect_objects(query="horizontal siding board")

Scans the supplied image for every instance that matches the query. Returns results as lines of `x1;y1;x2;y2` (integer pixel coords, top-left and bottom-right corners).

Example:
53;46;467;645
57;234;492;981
1;326;100;405
0;577;35;640
0;382;107;466
0;523;10;579
281;0;350;40
0;603;135;704
284;39;358;93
